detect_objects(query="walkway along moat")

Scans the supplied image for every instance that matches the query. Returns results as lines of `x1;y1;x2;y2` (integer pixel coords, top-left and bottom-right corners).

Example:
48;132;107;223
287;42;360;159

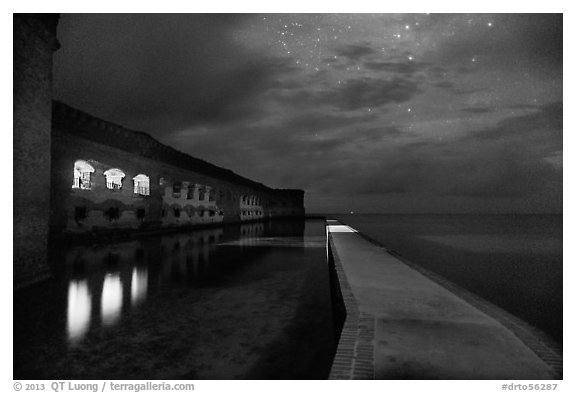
14;218;336;380
326;220;562;380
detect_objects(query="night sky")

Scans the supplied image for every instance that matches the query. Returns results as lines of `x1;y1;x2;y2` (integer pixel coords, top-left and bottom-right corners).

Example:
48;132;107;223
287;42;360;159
53;14;562;214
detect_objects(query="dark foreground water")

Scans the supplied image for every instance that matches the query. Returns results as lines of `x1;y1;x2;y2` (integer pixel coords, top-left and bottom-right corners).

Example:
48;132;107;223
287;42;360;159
14;219;336;380
334;214;562;343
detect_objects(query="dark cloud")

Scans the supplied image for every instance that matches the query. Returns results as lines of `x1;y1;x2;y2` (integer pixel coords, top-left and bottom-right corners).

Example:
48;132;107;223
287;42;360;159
54;14;296;133
451;87;491;96
431;81;456;91
308;102;562;202
284;112;374;131
333;42;376;61
466;102;562;146
321;77;422;111
508;104;538;110
459;107;493;114
363;60;428;76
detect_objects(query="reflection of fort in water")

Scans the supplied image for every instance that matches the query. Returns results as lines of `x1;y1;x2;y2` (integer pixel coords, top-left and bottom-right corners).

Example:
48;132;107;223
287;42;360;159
60;222;278;345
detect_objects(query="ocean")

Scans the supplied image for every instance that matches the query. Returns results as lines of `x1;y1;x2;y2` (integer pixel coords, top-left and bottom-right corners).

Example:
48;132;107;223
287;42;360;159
332;214;562;343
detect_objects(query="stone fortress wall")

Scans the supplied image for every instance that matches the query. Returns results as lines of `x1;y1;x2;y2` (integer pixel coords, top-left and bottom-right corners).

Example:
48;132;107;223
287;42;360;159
14;14;60;286
50;102;305;238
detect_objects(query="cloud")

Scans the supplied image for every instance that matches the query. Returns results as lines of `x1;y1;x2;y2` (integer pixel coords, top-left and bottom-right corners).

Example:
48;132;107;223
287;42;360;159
333;42;376;61
320;77;422;111
307;101;562;203
363;60;429;76
54;14;297;133
459;107;493;114
432;81;456;90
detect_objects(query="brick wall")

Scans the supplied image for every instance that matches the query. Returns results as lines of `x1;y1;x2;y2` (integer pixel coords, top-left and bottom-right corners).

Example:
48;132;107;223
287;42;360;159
50;103;305;238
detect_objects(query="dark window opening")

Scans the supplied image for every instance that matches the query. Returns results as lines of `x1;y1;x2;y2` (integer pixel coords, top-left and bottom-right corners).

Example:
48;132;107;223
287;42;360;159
219;210;224;216
209;210;215;217
74;206;87;223
173;183;181;198
136;208;145;220
105;207;120;221
161;209;166;217
173;208;181;218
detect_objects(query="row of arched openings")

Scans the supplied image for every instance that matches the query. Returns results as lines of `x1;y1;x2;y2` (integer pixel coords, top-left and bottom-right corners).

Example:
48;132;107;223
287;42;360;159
72;160;150;196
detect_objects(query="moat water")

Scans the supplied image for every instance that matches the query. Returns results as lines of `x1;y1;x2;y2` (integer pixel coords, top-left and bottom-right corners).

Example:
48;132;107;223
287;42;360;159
14;219;337;380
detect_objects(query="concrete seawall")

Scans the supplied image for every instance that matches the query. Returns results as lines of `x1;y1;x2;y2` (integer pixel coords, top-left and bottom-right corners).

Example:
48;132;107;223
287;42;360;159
326;219;562;380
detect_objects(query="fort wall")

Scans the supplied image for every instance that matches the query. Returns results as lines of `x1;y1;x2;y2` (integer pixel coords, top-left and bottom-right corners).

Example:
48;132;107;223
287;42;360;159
51;102;305;238
14;14;60;287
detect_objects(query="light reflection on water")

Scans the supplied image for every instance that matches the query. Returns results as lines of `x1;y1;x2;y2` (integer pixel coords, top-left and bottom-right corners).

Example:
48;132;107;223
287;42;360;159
16;219;337;379
101;273;123;326
131;267;148;306
63;223;269;345
66;280;91;343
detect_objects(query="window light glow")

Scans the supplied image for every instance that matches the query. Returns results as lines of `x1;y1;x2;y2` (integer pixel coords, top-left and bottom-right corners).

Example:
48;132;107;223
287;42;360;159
104;168;125;190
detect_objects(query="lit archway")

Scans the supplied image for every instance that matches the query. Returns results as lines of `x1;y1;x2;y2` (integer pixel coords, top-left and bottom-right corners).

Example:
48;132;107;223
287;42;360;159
133;174;150;196
72;160;95;190
104;168;125;190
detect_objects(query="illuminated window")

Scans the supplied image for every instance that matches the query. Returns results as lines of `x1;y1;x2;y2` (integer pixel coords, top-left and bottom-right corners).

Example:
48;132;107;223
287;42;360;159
72;160;94;190
133;174;150;196
104;168;125;190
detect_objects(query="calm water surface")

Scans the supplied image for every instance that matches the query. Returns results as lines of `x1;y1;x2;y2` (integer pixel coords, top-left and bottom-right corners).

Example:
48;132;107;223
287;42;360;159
334;214;562;343
14;219;336;379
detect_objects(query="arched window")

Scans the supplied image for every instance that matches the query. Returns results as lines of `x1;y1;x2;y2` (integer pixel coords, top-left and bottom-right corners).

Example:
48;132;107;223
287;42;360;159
133;174;150;196
72;160;95;190
104;168;125;190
